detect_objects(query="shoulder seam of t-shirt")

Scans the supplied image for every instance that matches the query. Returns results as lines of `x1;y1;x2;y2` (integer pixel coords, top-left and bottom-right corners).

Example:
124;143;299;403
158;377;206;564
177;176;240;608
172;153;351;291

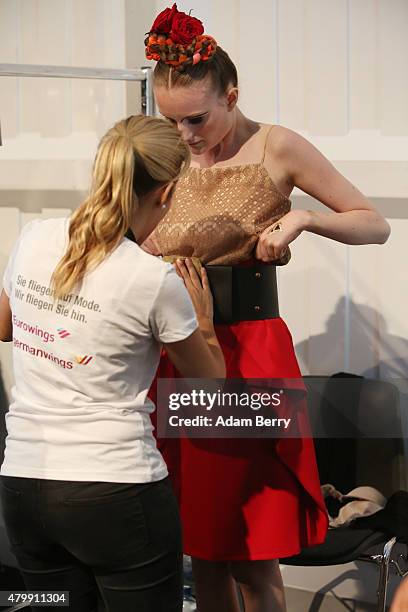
120;238;161;267
119;242;174;294
149;262;174;313
148;265;198;344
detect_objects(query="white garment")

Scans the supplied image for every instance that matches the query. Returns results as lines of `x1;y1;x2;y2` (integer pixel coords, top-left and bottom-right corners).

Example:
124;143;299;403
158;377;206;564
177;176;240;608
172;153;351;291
1;218;197;483
322;484;387;528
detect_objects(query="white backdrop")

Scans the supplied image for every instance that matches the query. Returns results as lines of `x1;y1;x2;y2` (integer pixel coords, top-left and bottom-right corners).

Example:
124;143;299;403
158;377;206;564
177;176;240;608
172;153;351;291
0;0;407;604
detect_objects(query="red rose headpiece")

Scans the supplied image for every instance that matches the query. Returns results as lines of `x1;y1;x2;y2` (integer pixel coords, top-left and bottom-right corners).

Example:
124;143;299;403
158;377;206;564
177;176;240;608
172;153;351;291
145;3;217;71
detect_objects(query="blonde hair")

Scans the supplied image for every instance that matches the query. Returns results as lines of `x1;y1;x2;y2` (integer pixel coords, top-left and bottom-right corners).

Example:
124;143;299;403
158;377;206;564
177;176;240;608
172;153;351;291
51;115;190;299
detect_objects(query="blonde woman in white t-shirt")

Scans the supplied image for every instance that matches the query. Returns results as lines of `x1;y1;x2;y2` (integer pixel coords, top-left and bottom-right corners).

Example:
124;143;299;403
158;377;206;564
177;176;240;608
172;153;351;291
0;114;225;612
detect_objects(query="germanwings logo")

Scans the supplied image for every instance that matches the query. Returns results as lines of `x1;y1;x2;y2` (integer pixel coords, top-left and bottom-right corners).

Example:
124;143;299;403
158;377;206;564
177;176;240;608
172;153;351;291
58;328;70;339
75;355;93;365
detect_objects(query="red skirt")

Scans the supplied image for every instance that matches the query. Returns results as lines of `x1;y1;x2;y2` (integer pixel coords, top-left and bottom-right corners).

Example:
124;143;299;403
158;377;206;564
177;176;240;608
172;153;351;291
150;317;328;561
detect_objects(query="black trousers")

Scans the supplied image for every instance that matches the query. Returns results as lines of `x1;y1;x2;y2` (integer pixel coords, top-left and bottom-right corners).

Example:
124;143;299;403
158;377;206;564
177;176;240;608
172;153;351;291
0;475;183;611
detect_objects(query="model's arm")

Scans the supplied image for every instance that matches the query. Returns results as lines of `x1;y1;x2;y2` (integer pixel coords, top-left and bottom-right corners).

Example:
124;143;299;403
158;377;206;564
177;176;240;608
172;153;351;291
286;128;389;244
0;290;13;342
256;127;390;261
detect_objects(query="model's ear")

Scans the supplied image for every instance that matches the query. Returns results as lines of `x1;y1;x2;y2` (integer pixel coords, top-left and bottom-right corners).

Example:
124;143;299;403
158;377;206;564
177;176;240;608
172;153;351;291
226;87;239;111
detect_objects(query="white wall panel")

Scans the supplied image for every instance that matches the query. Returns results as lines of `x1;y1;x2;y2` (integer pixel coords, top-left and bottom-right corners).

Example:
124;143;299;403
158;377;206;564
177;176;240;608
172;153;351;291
237;0;278;123
349;219;408;379
280;219;348;375
0;1;19;139
278;0;307;130
70;0;126;136
349;0;378;130
1;0;408;188
19;0;70;137
348;243;385;377
375;219;408;379
40;208;72;218
0;208;20;271
304;0;348;135
378;0;408;136
103;0;127;128
278;231;312;373
305;237;349;375
211;0;238;77
124;0;155;115
71;0;108;134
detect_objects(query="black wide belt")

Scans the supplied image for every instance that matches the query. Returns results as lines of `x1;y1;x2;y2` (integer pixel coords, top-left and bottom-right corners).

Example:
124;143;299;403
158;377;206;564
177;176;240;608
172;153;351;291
205;263;280;325
123;228;280;326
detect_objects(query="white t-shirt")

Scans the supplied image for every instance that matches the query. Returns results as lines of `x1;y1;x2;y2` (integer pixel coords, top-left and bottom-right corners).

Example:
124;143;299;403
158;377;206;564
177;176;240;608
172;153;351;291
1;218;197;483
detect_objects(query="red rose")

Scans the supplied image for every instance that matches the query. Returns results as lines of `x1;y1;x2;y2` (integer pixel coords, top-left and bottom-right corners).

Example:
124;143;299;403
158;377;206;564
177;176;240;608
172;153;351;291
151;3;178;34
170;12;204;45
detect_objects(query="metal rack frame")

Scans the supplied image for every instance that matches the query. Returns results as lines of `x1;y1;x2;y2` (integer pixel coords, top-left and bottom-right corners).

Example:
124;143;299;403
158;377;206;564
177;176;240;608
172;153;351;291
0;63;155;145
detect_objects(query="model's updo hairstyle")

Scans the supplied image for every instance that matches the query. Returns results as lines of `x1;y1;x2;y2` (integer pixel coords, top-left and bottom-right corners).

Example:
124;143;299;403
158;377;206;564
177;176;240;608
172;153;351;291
153;46;238;95
51;114;190;299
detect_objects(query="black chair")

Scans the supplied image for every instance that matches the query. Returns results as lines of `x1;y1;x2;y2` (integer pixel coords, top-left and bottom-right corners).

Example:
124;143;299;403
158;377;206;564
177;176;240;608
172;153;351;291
283;372;408;612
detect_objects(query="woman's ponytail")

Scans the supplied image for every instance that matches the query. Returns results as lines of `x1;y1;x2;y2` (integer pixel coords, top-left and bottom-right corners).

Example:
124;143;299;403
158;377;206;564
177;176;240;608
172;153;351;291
51;115;190;299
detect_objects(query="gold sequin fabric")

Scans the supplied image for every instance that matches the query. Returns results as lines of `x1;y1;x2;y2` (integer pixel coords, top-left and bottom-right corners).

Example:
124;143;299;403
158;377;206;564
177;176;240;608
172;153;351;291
154;162;292;265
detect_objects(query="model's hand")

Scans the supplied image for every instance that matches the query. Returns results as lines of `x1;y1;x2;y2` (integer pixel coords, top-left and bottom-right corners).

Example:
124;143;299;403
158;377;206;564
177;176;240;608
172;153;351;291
255;209;310;262
175;258;214;323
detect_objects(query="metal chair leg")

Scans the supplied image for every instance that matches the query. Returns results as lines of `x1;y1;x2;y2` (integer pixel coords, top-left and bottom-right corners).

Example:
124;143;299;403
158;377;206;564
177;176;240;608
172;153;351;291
3;603;32;611
376;537;397;612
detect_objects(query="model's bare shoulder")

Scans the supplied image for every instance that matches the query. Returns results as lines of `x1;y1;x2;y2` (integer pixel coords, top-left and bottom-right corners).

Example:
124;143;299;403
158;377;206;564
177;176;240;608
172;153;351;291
262;125;298;196
265;125;339;186
266;125;306;160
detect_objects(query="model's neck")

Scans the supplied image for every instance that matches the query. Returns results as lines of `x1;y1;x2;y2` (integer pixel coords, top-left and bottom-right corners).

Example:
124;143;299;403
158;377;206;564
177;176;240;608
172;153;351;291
195;109;257;167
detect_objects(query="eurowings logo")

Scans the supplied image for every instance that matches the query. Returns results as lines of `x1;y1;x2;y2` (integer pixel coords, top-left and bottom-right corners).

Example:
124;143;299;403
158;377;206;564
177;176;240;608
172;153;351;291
58;328;70;339
75;355;93;365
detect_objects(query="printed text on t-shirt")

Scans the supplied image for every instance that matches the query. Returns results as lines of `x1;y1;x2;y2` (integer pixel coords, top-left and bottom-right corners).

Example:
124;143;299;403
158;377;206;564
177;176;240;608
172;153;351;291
14;275;102;324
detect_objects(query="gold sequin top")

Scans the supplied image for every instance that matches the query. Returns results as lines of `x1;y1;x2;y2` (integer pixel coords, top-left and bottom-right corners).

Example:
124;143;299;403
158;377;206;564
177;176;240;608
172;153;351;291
154;126;292;266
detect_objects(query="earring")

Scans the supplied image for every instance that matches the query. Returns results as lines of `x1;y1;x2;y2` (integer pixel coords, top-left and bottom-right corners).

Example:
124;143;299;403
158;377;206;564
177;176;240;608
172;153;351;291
162;204;167;209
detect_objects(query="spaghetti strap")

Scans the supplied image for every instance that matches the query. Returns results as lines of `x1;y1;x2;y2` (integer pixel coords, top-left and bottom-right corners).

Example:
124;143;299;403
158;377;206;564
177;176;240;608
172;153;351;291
261;125;275;164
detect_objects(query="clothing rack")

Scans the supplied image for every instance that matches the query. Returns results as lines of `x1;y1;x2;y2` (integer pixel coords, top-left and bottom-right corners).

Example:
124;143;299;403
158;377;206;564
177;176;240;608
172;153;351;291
0;63;155;145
